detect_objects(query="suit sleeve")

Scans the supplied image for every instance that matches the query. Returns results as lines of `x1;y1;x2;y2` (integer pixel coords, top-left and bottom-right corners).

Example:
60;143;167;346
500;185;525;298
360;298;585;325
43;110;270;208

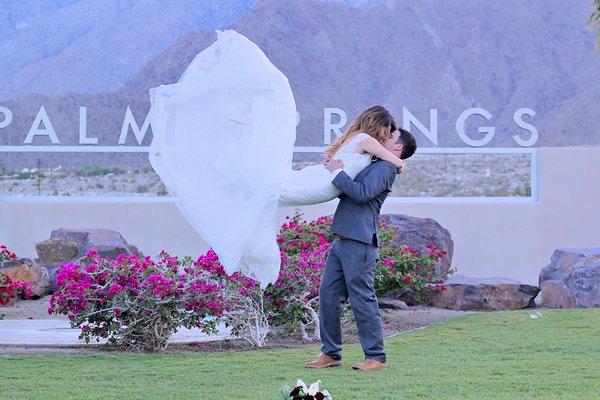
331;161;397;204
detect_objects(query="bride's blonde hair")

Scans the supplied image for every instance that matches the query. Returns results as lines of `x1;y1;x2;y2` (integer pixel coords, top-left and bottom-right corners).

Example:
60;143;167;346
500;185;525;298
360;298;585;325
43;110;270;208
325;105;396;158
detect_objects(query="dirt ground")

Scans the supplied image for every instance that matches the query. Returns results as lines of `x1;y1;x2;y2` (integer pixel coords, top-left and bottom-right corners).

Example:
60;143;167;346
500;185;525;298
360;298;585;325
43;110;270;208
0;296;66;320
0;296;476;355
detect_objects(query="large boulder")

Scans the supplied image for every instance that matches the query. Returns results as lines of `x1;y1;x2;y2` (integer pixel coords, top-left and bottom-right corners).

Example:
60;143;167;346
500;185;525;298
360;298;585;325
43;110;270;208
538;248;600;308
35;238;80;264
0;258;50;298
35;228;142;292
380;214;454;276
539;281;577;309
429;274;540;311
45;228;141;260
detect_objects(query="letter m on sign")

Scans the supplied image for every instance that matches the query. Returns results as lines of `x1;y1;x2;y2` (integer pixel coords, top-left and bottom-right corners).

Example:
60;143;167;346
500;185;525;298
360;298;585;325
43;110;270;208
118;106;151;145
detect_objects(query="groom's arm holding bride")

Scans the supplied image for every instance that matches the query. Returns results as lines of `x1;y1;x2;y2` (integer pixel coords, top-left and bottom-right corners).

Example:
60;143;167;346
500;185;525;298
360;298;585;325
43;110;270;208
325;158;397;204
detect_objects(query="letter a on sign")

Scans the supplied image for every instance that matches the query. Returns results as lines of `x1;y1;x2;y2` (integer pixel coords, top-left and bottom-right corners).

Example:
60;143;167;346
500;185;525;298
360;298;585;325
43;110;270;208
25;105;60;144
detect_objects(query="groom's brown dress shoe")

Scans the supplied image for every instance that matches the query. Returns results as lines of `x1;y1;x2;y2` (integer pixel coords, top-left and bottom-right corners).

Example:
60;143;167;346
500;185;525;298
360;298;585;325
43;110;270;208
305;352;342;368
352;359;388;371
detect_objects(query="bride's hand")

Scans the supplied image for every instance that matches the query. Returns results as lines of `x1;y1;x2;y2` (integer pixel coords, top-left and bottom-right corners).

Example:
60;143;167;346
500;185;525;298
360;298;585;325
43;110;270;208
396;159;407;174
325;158;343;172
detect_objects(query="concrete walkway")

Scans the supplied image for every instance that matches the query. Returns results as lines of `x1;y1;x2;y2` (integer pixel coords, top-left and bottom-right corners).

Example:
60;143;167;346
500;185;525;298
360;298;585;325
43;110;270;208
0;319;232;346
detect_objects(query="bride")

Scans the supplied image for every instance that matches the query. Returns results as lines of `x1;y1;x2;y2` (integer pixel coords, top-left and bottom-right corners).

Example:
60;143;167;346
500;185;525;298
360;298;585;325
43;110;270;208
148;30;406;288
278;106;405;207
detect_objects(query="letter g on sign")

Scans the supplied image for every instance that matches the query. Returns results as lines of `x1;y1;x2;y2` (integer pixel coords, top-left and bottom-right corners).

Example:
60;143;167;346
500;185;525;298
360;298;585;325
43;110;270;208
456;108;495;147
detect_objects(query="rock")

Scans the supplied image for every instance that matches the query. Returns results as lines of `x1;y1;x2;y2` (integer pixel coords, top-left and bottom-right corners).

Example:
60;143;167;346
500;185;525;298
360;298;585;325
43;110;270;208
429;274;540;311
378;297;409;310
539;249;600;308
35;228;142;292
539;281;576;309
46;228;141;260
35;238;80;264
0;258;50;298
380;214;453;277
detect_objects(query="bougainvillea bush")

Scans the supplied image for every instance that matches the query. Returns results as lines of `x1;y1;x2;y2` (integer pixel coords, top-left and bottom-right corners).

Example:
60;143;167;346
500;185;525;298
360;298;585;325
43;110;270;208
0;244;18;263
49;212;453;350
375;220;454;304
0;274;34;306
265;213;334;340
0;245;34;306
192;249;269;347
49;249;229;351
265;212;453;335
187;213;335;344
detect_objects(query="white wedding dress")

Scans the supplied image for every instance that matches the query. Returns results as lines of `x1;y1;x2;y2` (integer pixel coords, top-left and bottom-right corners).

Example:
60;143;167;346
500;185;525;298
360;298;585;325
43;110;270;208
278;133;372;207
148;30;372;288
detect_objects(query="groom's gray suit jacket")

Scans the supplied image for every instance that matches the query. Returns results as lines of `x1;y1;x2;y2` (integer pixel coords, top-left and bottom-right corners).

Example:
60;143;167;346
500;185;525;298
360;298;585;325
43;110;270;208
330;158;398;246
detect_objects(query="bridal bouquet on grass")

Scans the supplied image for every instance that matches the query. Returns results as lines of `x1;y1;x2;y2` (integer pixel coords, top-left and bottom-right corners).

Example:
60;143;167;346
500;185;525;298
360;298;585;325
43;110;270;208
280;379;333;400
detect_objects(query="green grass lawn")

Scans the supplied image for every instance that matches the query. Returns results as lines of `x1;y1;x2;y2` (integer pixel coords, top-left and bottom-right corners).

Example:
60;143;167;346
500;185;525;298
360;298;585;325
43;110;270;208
2;309;599;399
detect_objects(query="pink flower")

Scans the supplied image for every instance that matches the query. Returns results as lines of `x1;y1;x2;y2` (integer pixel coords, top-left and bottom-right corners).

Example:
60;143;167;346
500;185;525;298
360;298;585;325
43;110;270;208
108;283;124;297
8;280;34;298
85;264;98;273
55;262;83;287
142;274;174;298
380;258;395;267
404;246;420;256
85;248;99;258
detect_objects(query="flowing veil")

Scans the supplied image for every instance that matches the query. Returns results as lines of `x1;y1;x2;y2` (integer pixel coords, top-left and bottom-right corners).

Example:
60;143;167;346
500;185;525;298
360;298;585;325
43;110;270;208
148;30;297;289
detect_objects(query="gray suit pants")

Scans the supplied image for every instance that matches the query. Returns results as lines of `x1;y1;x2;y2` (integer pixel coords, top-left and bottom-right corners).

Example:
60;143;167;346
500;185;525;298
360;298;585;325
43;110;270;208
319;238;386;363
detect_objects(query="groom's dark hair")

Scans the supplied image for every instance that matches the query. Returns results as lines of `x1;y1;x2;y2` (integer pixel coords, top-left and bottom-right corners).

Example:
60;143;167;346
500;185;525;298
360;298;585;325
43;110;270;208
398;128;417;159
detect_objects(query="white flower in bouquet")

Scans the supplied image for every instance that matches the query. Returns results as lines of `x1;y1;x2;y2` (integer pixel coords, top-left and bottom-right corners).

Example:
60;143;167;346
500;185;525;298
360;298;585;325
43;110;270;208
307;380;321;395
296;379;308;391
287;379;333;400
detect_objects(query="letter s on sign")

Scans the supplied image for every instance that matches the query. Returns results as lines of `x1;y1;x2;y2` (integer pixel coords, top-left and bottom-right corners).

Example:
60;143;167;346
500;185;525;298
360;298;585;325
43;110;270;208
513;108;538;147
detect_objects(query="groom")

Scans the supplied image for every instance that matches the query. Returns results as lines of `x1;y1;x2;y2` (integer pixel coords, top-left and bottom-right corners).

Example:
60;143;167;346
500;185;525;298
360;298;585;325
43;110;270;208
305;128;417;371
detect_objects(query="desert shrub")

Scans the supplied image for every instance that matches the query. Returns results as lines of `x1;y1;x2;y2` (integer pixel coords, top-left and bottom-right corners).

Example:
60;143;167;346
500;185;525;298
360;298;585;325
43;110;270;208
17;171;31;179
76;165;125;177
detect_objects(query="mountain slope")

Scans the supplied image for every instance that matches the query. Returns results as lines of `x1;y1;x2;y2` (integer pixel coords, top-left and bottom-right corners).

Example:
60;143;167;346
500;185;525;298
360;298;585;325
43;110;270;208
0;0;260;100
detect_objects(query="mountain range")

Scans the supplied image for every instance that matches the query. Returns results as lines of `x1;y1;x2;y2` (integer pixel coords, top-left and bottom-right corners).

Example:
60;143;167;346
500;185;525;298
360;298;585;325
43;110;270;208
1;0;599;172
